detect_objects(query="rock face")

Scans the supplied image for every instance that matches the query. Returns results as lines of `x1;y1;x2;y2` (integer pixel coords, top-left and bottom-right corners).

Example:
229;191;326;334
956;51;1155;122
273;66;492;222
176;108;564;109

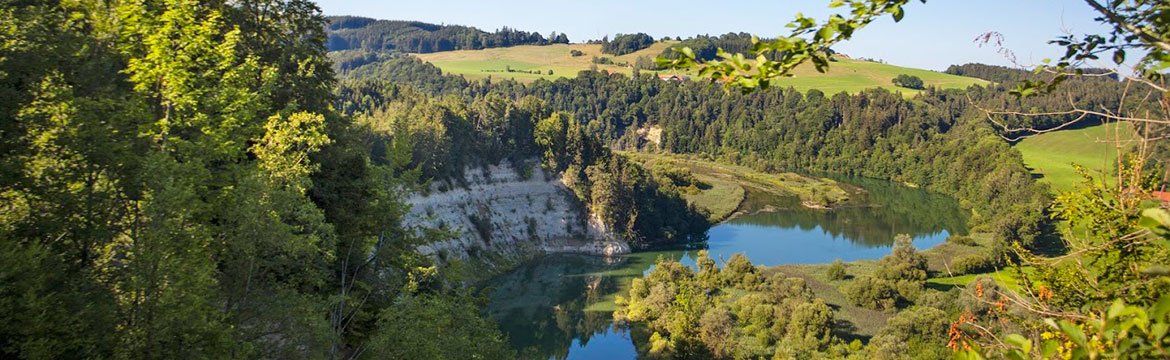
403;161;629;270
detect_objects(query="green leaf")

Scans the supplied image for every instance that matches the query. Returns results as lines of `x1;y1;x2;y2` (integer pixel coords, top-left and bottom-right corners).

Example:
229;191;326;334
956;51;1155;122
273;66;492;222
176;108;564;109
1113;49;1126;65
1138;208;1170;237
1058;320;1087;347
1004;333;1032;353
1152;296;1170;320
891;6;905;22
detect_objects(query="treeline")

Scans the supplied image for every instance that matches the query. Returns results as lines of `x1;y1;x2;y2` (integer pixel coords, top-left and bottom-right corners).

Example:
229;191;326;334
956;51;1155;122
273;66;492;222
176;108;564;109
658;32;762;61
335;81;710;248
601;33;656;55
341;57;1052;251
1;2;513;359
946;63;1155;133
326;16;569;53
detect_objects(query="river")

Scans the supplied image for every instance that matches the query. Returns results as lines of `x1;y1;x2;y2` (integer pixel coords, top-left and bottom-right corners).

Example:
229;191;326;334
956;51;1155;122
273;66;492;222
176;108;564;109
483;177;967;359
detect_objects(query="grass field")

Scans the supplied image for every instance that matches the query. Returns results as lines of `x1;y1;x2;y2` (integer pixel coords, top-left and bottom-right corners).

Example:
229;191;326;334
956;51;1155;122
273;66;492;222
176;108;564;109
414;42;679;82
413;43;987;95
621;151;849;221
1014;123;1137;193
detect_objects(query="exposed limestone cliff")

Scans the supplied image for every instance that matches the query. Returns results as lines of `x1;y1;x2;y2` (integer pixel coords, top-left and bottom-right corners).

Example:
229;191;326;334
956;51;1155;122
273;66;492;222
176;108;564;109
403;161;630;271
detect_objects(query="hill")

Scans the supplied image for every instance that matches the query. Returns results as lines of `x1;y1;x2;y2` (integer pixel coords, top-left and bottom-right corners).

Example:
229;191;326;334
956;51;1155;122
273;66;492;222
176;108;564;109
411;43;987;94
1015;123;1137;193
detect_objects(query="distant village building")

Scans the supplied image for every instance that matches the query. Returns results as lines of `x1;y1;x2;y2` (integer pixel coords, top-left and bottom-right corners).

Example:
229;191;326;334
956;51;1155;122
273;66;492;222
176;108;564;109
657;74;689;82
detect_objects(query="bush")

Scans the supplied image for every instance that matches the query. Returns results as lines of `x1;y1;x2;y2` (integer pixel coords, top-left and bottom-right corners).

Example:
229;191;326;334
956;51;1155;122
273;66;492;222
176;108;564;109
892;74;925;89
950;254;998;275
876;235;928;283
826;259;848;280
845;276;899;311
569;49;584;57
946;234;977;246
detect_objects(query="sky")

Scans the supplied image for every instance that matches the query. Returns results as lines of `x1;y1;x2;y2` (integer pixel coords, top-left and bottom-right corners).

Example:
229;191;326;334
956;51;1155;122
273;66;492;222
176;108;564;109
312;0;1110;71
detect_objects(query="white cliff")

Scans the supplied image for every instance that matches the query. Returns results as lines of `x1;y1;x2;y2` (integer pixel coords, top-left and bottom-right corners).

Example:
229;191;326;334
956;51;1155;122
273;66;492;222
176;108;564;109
403;160;630;270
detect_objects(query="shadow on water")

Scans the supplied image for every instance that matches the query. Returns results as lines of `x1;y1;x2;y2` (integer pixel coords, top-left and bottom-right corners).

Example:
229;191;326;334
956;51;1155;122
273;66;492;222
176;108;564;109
484;176;969;359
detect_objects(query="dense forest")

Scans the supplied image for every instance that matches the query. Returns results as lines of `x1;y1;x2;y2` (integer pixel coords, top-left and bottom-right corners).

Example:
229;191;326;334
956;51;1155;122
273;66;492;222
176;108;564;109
0;2;514;358
325;16;568;53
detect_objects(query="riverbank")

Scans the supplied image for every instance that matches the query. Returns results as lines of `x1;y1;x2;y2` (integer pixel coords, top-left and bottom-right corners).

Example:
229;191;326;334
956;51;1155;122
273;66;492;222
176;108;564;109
621;151;852;222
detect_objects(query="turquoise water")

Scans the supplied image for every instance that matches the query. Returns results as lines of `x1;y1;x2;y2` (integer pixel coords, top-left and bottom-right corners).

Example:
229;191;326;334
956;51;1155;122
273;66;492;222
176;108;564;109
484;177;967;359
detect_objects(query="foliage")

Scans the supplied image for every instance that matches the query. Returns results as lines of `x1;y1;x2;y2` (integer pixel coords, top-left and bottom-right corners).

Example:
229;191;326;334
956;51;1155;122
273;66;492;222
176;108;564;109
868;306;951;359
364;292;514;359
602;33;656;56
0;1;510;358
950;254;999;275
846;276;900;311
947;235;978;246
892;74;925;89
658;33;761;62
616;255;842;359
533;113;711;247
325;16;565;53
876;235;929;283
827;259;849;280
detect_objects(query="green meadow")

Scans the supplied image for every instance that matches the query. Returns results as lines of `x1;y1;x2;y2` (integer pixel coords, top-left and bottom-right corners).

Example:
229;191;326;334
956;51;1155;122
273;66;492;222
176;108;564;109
1014;123;1137;193
414;43;987;95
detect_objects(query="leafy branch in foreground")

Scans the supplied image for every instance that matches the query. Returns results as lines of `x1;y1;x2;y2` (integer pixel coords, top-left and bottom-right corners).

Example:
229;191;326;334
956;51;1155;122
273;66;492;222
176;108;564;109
656;0;923;92
1013;0;1170;97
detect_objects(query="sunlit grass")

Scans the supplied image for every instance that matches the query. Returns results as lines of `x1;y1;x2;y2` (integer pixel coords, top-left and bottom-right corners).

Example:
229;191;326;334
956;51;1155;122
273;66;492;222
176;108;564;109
413;43;987;94
1015;123;1136;194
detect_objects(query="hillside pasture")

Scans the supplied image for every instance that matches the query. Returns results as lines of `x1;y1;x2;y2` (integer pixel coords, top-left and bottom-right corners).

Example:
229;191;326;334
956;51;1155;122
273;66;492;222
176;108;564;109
413;43;987;94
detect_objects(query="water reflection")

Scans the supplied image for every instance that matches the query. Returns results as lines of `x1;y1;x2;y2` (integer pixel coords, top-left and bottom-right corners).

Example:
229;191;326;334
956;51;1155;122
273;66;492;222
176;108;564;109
485;177;967;359
485;253;685;360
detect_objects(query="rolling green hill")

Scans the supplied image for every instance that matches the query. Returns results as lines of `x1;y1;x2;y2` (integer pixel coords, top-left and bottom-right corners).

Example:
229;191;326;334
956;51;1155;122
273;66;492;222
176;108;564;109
412;42;987;94
1014;123;1137;193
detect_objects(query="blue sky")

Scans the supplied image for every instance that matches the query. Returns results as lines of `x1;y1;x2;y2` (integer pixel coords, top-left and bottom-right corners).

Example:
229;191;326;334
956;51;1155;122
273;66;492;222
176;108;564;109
313;0;1108;71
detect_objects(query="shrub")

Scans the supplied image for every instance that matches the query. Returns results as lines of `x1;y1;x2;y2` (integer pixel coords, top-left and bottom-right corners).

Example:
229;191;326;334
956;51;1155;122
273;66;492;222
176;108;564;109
721;253;760;288
467;211;493;244
845;276;899;311
876;235;928;283
892;74;925;89
826;259;847;280
946;234;977;246
950;254;998;275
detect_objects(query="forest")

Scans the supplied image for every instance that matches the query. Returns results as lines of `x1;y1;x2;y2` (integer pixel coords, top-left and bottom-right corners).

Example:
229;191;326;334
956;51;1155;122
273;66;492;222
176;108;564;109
0;2;515;358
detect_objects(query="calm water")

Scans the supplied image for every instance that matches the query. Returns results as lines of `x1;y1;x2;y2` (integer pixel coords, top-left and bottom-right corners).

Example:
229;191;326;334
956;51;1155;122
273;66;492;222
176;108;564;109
484;177;967;360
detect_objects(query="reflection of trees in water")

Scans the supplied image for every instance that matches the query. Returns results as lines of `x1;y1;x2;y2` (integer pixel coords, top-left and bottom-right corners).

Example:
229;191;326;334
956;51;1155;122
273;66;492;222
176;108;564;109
731;177;968;247
483;255;637;360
